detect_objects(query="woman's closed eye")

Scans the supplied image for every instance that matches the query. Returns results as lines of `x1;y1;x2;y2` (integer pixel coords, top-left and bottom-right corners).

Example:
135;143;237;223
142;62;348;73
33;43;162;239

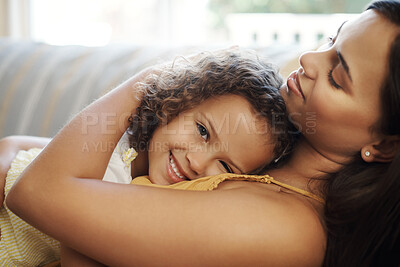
326;36;342;89
196;123;209;141
219;160;233;173
328;69;343;89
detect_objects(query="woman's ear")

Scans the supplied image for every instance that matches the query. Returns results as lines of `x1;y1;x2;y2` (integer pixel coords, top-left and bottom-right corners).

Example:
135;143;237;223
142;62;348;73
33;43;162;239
361;135;400;163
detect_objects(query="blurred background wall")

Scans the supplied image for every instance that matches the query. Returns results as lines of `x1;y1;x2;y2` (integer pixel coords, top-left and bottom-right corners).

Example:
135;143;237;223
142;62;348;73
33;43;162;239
0;0;371;48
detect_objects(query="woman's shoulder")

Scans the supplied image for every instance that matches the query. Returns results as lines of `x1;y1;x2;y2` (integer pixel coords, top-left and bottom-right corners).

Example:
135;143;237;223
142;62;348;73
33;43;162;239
132;175;326;265
214;180;326;266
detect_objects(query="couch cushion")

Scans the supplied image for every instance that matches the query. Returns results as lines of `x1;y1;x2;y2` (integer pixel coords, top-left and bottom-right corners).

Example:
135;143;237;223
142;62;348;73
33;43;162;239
0;39;207;138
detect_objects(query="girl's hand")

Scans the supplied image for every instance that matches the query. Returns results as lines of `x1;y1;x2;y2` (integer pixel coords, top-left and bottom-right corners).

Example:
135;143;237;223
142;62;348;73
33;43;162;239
0;137;19;204
0;136;51;205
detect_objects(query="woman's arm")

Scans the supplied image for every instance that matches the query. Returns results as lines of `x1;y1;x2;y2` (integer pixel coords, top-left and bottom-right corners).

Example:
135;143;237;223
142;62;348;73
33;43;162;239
0;135;51;205
61;245;106;267
6;69;325;266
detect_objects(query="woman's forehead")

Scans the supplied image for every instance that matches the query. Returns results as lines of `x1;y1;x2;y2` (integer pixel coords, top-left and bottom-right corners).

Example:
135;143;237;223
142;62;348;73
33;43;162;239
338;10;396;96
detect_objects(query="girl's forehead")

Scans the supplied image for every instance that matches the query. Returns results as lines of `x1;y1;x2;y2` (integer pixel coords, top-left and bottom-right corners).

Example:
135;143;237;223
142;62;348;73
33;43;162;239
190;96;275;171
193;97;262;133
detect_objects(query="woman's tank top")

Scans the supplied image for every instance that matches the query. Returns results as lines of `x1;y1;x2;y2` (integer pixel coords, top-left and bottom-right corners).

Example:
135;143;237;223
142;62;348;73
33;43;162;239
131;174;324;204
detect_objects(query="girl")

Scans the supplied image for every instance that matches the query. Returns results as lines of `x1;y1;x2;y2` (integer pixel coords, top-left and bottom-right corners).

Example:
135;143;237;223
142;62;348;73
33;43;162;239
0;49;297;266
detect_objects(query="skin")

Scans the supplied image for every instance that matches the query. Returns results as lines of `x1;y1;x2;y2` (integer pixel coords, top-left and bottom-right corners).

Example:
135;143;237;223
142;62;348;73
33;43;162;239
5;10;400;267
144;94;274;185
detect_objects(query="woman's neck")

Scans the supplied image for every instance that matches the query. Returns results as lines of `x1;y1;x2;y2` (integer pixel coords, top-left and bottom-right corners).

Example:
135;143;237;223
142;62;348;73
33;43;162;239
268;136;349;192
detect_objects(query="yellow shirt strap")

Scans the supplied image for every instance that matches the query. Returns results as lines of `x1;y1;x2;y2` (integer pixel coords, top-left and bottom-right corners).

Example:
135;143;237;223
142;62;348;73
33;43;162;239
219;173;325;204
132;173;325;204
264;176;325;204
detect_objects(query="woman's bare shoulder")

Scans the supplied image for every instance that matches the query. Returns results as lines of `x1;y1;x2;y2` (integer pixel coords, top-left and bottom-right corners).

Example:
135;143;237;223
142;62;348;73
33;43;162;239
214;181;326;267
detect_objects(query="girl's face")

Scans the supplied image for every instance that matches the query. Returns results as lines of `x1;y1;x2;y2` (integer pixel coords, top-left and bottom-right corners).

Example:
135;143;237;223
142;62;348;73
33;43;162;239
147;94;275;185
280;10;399;158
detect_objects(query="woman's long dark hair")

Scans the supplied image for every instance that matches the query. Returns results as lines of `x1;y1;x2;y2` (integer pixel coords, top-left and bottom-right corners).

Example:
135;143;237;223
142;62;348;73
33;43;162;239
323;1;400;266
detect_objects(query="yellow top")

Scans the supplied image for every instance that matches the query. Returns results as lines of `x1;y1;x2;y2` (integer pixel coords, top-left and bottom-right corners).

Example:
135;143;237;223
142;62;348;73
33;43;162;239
131;173;325;204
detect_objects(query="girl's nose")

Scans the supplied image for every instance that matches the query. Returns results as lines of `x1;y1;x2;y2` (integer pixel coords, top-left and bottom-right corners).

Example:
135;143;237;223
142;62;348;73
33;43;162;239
186;151;208;177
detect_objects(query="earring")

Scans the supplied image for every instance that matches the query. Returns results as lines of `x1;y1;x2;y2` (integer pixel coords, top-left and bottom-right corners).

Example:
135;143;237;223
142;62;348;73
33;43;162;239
365;151;371;157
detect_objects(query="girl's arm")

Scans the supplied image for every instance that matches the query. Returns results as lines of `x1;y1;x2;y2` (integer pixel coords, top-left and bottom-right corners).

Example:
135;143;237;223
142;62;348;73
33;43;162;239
0;135;51;205
6;69;324;266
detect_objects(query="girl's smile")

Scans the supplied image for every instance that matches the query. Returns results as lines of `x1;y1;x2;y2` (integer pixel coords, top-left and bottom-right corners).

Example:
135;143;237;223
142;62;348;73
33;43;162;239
167;151;189;183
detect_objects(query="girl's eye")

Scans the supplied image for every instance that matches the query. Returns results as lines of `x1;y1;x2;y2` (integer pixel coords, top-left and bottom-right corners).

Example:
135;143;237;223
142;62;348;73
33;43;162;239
196;123;209;141
327;69;342;90
219;160;233;173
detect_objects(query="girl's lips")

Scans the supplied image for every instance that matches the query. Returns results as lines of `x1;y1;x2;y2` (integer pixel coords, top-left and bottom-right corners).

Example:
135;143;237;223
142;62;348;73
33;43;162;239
166;152;188;184
287;71;305;100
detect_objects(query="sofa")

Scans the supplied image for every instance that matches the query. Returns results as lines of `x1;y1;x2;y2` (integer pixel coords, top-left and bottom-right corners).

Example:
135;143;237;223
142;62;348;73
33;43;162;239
0;38;300;139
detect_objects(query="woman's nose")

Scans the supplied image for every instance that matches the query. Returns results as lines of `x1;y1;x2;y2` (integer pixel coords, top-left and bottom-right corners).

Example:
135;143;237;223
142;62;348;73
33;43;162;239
298;50;320;80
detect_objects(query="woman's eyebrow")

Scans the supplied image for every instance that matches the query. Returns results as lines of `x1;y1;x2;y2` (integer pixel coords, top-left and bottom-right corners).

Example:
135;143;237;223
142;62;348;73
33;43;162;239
337;50;352;83
335;21;352;83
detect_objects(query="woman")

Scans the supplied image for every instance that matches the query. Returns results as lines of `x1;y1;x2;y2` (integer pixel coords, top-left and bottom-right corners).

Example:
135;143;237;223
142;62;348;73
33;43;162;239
6;1;400;266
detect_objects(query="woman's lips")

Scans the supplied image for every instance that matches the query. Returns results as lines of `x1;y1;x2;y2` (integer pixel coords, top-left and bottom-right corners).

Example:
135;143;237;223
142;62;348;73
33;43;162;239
287;70;305;100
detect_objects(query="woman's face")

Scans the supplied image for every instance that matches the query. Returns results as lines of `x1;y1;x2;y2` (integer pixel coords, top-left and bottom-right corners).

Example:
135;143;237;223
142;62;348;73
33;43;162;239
147;94;275;185
280;10;399;158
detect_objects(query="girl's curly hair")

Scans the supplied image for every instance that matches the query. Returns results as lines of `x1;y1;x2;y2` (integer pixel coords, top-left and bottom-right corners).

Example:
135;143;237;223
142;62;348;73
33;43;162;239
127;49;298;171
